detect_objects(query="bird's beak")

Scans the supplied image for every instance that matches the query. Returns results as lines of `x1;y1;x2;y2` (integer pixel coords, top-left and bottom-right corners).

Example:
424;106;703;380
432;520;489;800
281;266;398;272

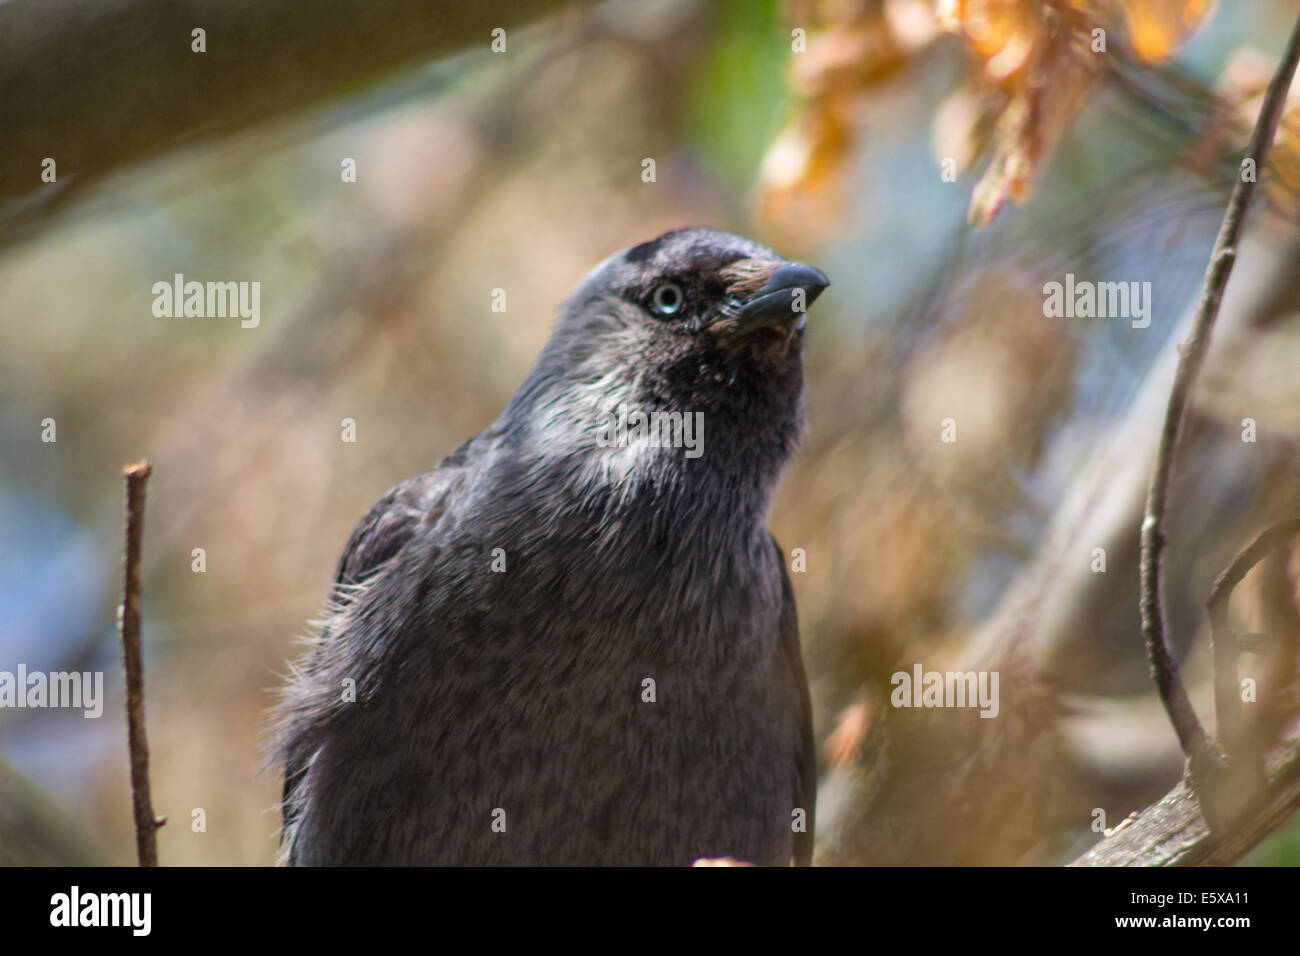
733;262;830;336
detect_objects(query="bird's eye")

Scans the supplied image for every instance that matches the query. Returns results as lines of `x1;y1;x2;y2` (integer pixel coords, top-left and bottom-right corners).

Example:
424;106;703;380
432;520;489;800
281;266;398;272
650;282;685;316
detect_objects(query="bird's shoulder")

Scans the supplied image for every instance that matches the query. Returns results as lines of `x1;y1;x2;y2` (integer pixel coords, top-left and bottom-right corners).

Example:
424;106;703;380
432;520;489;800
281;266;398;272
334;425;496;588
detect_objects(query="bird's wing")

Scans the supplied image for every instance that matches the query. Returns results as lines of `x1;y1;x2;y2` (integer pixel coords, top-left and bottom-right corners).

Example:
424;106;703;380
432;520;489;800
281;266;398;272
279;431;490;851
334;433;484;590
772;533;816;866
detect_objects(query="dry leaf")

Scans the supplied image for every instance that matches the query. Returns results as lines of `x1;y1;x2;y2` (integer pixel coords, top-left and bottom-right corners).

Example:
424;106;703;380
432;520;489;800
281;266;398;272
756;0;943;239
1121;0;1214;63
764;0;1218;230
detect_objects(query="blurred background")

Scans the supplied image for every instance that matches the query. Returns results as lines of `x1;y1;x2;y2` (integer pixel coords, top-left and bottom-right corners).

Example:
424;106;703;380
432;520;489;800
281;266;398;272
3;0;1300;865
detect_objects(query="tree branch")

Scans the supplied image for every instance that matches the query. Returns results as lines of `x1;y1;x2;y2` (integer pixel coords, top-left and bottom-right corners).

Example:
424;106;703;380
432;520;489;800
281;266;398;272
1073;15;1300;867
118;461;163;867
1070;719;1300;866
1138;11;1300;791
0;0;579;244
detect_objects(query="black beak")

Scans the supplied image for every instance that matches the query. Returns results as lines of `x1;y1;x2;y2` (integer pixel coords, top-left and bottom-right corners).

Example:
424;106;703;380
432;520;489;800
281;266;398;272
734;262;830;335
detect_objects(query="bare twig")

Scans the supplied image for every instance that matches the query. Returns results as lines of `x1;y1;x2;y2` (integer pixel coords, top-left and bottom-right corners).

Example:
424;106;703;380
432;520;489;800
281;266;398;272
118;461;163;867
1139;13;1300;793
1207;519;1300;782
1069;519;1300;866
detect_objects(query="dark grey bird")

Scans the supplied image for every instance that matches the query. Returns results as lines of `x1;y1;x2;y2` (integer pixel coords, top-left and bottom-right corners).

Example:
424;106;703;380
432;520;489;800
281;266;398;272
273;228;827;865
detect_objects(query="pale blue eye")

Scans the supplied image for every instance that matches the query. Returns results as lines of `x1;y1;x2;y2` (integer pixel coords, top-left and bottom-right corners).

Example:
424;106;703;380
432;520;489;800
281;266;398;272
651;282;684;315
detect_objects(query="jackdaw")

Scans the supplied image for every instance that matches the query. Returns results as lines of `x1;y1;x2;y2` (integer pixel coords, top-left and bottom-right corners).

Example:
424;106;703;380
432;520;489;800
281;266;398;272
273;227;828;865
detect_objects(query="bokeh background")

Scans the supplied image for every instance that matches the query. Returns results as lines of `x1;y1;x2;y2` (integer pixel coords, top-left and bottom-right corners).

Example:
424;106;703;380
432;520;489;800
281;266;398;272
3;0;1300;865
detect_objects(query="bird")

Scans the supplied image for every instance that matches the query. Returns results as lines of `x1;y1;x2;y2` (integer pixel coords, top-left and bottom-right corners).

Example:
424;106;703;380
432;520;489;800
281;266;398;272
272;227;828;865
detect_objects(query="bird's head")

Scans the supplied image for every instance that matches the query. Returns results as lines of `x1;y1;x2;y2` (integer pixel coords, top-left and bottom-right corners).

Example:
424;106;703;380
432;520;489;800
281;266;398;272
561;227;828;359
506;228;830;493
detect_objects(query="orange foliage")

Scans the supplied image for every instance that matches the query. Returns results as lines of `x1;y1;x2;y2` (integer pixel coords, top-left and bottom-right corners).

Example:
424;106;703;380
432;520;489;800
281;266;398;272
757;0;1217;230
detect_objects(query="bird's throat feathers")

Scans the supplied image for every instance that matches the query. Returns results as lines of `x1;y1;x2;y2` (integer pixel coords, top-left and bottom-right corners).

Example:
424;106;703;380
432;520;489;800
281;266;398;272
505;357;802;537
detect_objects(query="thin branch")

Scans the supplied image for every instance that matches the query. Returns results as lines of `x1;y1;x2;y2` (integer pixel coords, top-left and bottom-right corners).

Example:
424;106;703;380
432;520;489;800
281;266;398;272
118;461;163;867
1207;519;1300;781
1138;13;1300;789
1070;519;1300;866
